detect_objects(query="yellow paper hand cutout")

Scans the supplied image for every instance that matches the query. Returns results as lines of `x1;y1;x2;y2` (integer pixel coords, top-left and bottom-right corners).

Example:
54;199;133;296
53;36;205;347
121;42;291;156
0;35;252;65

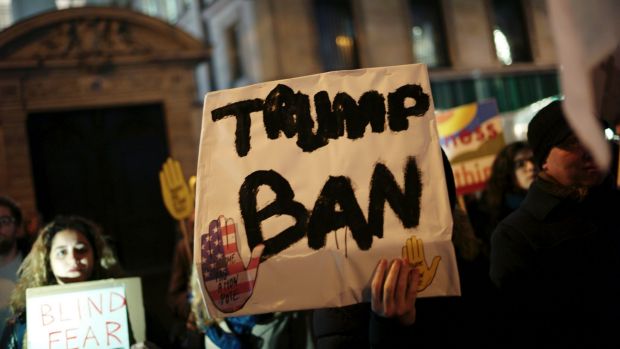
189;175;197;197
402;236;441;292
159;158;194;220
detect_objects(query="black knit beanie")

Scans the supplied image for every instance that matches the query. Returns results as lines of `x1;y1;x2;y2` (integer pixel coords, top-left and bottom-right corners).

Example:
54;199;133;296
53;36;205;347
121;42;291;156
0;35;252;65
527;100;574;168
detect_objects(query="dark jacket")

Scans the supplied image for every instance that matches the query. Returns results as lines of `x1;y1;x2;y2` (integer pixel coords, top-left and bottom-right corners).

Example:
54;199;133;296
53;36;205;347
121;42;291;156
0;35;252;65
313;296;485;349
0;314;25;349
312;304;371;348
490;177;620;348
312;302;422;349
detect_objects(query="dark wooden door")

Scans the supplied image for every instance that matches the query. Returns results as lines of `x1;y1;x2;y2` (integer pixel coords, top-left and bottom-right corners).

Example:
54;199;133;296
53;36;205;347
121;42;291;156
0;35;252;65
27;103;176;274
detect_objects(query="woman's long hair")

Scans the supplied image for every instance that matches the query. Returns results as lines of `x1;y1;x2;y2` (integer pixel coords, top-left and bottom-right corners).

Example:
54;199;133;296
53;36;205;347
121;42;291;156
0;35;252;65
482;141;531;210
9;215;123;315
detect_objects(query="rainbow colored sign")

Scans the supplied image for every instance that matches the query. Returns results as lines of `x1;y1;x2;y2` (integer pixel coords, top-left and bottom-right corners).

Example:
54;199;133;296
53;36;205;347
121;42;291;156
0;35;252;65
436;100;505;195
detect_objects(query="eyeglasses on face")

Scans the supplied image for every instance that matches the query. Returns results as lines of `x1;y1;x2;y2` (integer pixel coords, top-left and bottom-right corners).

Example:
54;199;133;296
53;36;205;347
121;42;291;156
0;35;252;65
514;157;534;169
0;215;16;227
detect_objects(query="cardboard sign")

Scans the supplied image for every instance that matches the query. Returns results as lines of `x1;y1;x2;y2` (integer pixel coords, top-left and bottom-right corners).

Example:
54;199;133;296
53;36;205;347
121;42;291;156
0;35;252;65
547;0;619;170
195;64;459;318
436;100;505;195
26;278;145;349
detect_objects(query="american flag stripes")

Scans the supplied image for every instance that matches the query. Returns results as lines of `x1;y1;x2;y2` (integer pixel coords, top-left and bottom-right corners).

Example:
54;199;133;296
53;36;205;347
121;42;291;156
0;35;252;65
201;216;262;313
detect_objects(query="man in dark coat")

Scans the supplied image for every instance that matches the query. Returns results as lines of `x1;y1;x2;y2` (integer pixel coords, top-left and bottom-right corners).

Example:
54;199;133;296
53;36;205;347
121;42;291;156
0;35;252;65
490;100;620;348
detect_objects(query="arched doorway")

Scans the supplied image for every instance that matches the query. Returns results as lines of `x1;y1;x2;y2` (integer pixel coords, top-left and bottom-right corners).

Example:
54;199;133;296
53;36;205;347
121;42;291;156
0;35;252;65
0;6;209;342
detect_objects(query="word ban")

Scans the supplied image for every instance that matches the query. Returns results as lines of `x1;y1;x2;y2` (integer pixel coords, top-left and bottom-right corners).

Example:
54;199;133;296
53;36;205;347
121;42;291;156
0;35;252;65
239;157;422;260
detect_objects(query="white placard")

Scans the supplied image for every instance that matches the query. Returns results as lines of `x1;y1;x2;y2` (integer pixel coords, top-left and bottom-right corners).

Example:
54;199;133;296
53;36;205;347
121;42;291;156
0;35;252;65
26;278;145;349
195;64;459;318
27;286;129;349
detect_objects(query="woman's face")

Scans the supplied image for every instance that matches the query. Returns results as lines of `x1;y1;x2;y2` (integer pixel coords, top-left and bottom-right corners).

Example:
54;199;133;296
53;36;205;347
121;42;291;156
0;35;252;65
514;149;535;190
49;229;95;284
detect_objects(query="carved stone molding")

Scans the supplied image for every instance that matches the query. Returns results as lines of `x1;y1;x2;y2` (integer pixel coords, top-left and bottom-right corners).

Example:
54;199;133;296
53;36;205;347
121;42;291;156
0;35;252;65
31;18;153;61
0;7;210;71
0;6;205;211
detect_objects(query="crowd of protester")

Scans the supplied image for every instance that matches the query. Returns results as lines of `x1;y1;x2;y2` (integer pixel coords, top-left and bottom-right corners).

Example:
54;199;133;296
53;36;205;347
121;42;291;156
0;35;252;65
1;99;619;348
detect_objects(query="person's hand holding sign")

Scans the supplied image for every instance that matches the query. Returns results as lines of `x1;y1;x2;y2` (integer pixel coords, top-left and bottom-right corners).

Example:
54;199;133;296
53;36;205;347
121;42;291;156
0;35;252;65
370;236;440;326
371;258;420;326
159;158;194;220
201;216;265;313
402;236;441;291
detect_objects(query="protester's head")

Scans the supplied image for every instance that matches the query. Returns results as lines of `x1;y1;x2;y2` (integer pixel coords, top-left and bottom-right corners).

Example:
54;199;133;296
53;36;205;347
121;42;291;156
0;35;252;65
484;141;534;208
513;144;535;190
494;141;535;191
10;215;122;314
0;196;22;255
527;100;604;187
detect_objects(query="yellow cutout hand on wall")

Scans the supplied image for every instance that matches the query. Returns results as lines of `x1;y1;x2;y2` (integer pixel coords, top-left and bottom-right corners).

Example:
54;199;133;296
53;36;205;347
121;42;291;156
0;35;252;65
159;158;194;220
402;236;441;292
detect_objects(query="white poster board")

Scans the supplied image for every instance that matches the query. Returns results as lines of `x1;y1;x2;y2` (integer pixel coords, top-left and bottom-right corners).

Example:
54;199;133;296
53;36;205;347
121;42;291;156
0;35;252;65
547;0;620;169
26;277;145;349
195;64;459;318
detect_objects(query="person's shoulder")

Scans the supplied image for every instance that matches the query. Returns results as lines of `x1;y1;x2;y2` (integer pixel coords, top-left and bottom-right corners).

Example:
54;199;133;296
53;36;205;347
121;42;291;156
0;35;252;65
0;313;26;349
0;253;22;280
492;207;533;240
491;214;528;250
490;213;538;289
489;207;541;271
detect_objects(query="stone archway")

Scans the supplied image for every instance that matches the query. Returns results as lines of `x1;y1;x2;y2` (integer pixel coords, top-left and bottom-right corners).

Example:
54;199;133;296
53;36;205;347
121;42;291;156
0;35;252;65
0;6;209;214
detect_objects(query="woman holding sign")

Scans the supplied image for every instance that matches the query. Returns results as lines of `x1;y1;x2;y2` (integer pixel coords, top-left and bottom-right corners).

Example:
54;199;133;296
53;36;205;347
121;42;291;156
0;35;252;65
0;215;124;348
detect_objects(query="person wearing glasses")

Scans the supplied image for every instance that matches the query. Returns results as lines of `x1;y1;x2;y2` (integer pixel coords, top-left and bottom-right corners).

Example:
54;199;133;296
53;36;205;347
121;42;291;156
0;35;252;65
490;100;620;347
0;197;23;338
468;141;536;256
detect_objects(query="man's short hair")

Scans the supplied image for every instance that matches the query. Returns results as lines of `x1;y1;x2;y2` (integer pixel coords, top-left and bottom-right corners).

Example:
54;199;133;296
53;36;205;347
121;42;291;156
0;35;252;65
0;196;23;226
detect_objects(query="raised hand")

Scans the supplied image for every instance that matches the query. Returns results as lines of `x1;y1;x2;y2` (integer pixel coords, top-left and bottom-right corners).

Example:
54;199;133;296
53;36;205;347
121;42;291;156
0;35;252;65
159;158;194;220
402;236;441;292
200;216;265;313
371;258;420;326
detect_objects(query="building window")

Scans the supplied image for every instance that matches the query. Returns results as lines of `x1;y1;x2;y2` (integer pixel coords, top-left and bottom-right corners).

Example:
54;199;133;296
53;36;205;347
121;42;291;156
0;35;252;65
225;22;244;86
203;0;218;7
408;0;450;68
0;0;11;30
313;0;359;72
135;0;180;23
56;0;86;9
491;0;532;65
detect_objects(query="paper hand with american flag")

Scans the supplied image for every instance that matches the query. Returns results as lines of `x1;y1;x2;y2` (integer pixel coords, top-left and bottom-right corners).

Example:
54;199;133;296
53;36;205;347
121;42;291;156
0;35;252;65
201;215;265;313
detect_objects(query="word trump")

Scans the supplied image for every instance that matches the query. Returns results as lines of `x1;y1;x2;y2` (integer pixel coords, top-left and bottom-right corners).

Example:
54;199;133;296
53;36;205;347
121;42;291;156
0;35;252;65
211;83;431;157
28;289;130;349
